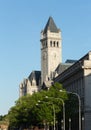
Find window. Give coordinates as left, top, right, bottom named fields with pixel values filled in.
left=46, top=41, right=47, bottom=47
left=50, top=41, right=52, bottom=47
left=57, top=42, right=59, bottom=47
left=54, top=41, right=55, bottom=47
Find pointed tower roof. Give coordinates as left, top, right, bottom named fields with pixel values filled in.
left=43, top=16, right=59, bottom=34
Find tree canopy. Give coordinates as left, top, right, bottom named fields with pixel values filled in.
left=7, top=82, right=79, bottom=130
left=8, top=83, right=68, bottom=129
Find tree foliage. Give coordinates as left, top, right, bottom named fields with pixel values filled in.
left=8, top=83, right=68, bottom=129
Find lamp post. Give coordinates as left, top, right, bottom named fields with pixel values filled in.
left=45, top=96, right=65, bottom=130
left=61, top=120, right=64, bottom=130
left=69, top=118, right=71, bottom=130
left=82, top=117, right=84, bottom=130
left=38, top=100, right=55, bottom=130
left=60, top=90, right=81, bottom=130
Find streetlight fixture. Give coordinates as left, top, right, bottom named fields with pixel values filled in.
left=37, top=100, right=55, bottom=130
left=60, top=90, right=81, bottom=130
left=45, top=96, right=65, bottom=130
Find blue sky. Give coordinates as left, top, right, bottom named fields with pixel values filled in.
left=0, top=0, right=91, bottom=115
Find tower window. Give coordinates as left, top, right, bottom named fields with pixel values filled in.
left=57, top=42, right=59, bottom=47
left=50, top=41, right=52, bottom=47
left=54, top=41, right=55, bottom=47
left=42, top=42, right=45, bottom=48
left=46, top=41, right=47, bottom=47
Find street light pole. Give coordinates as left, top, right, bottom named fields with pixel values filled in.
left=60, top=90, right=81, bottom=130
left=53, top=103, right=55, bottom=130
left=45, top=96, right=65, bottom=130
left=82, top=116, right=84, bottom=130
left=69, top=118, right=71, bottom=130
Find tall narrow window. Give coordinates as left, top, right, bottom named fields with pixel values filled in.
left=54, top=41, right=55, bottom=47
left=57, top=41, right=59, bottom=47
left=50, top=41, right=52, bottom=47
left=45, top=41, right=47, bottom=47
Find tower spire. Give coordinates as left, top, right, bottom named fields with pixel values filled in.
left=43, top=16, right=59, bottom=34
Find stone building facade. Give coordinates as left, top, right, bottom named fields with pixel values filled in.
left=19, top=17, right=91, bottom=130
left=54, top=51, right=91, bottom=130
left=19, top=17, right=73, bottom=96
left=19, top=71, right=41, bottom=97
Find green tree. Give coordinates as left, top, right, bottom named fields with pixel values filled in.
left=8, top=82, right=68, bottom=129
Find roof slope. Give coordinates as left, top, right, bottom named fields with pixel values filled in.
left=28, top=71, right=41, bottom=86
left=43, top=16, right=59, bottom=34
left=55, top=63, right=73, bottom=75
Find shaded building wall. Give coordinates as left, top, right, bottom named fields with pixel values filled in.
left=84, top=66, right=91, bottom=130
left=54, top=53, right=91, bottom=130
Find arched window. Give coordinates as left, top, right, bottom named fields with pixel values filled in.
left=54, top=41, right=55, bottom=47
left=57, top=41, right=59, bottom=47
left=50, top=41, right=52, bottom=47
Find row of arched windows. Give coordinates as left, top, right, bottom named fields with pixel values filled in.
left=50, top=41, right=59, bottom=47
left=42, top=41, right=59, bottom=48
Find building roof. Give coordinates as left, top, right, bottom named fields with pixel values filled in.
left=55, top=63, right=73, bottom=75
left=65, top=59, right=77, bottom=63
left=43, top=16, right=59, bottom=34
left=55, top=60, right=76, bottom=75
left=28, top=71, right=41, bottom=86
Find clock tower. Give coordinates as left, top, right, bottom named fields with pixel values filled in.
left=40, top=17, right=62, bottom=84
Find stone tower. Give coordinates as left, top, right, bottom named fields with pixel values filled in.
left=40, top=17, right=62, bottom=84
